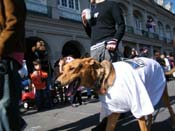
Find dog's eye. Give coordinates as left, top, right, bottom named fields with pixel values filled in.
left=69, top=67, right=75, bottom=71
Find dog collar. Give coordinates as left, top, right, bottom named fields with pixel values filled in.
left=94, top=71, right=105, bottom=92
left=94, top=79, right=102, bottom=90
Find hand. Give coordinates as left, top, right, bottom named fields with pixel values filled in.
left=81, top=11, right=88, bottom=26
left=106, top=40, right=118, bottom=51
left=59, top=59, right=65, bottom=73
left=33, top=71, right=38, bottom=76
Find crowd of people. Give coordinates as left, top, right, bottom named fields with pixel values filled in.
left=123, top=46, right=175, bottom=75
left=19, top=40, right=93, bottom=110
left=14, top=32, right=174, bottom=125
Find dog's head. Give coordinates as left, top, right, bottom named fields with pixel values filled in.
left=56, top=57, right=115, bottom=94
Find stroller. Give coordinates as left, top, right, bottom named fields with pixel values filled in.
left=19, top=60, right=36, bottom=109
left=21, top=80, right=35, bottom=109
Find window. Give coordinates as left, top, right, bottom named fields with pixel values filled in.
left=69, top=0, right=74, bottom=9
left=166, top=25, right=171, bottom=40
left=58, top=0, right=79, bottom=10
left=173, top=27, right=175, bottom=38
left=133, top=10, right=143, bottom=33
left=135, top=17, right=142, bottom=30
left=75, top=0, right=79, bottom=10
left=62, top=0, right=67, bottom=7
left=158, top=22, right=164, bottom=37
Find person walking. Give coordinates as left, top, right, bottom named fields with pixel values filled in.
left=81, top=0, right=125, bottom=62
left=0, top=0, right=26, bottom=130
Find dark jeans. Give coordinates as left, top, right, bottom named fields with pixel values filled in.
left=0, top=59, right=22, bottom=131
left=71, top=90, right=82, bottom=105
left=35, top=89, right=48, bottom=109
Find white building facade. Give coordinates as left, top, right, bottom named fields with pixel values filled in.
left=25, top=0, right=175, bottom=65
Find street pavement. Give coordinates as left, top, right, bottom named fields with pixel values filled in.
left=23, top=80, right=175, bottom=131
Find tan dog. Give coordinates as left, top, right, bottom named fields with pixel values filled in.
left=57, top=57, right=175, bottom=131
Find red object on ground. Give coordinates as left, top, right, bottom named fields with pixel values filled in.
left=22, top=88, right=35, bottom=101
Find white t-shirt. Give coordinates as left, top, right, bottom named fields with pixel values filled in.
left=164, top=58, right=171, bottom=71
left=99, top=57, right=166, bottom=121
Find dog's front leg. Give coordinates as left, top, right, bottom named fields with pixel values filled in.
left=138, top=116, right=148, bottom=131
left=106, top=113, right=120, bottom=131
left=146, top=114, right=152, bottom=131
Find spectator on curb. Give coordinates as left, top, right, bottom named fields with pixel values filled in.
left=30, top=60, right=48, bottom=111
left=130, top=48, right=138, bottom=58
left=139, top=47, right=149, bottom=57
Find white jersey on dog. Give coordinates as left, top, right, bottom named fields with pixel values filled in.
left=99, top=57, right=166, bottom=121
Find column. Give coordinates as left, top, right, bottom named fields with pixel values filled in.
left=150, top=46, right=154, bottom=57
left=143, top=10, right=148, bottom=31
left=127, top=3, right=135, bottom=33
left=47, top=0, right=60, bottom=19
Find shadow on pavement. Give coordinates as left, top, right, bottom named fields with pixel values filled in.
left=116, top=117, right=174, bottom=131
left=109, top=117, right=174, bottom=131
left=47, top=113, right=174, bottom=131
left=46, top=95, right=175, bottom=131
left=21, top=98, right=100, bottom=117
left=48, top=113, right=100, bottom=131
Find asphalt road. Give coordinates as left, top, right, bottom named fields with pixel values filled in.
left=23, top=80, right=175, bottom=131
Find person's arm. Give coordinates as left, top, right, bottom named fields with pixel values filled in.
left=83, top=23, right=91, bottom=38
left=111, top=3, right=125, bottom=43
left=42, top=71, right=48, bottom=79
left=106, top=3, right=125, bottom=51
left=81, top=10, right=91, bottom=38
left=0, top=0, right=26, bottom=56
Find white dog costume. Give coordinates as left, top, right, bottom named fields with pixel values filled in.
left=99, top=57, right=166, bottom=121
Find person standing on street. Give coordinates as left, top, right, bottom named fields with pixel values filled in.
left=0, top=0, right=26, bottom=130
left=81, top=0, right=125, bottom=62
left=82, top=0, right=125, bottom=130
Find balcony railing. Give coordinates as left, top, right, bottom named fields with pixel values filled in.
left=159, top=36, right=167, bottom=42
left=58, top=7, right=81, bottom=22
left=126, top=26, right=134, bottom=33
left=126, top=25, right=172, bottom=43
left=25, top=0, right=51, bottom=17
left=142, top=30, right=149, bottom=38
left=148, top=32, right=159, bottom=39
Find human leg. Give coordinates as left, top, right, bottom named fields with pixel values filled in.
left=76, top=91, right=82, bottom=105
left=161, top=85, right=175, bottom=128
left=106, top=113, right=120, bottom=131
left=35, top=90, right=42, bottom=110
left=0, top=59, right=22, bottom=130
left=138, top=116, right=148, bottom=131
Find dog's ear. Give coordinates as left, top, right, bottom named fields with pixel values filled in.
left=89, top=59, right=95, bottom=65
left=78, top=63, right=83, bottom=69
left=83, top=57, right=101, bottom=67
left=100, top=60, right=115, bottom=87
left=82, top=57, right=94, bottom=65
